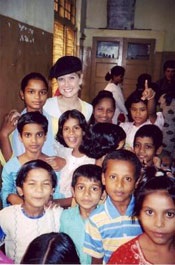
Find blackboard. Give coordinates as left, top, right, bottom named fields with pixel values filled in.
left=107, top=0, right=135, bottom=30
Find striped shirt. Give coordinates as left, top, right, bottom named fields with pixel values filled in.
left=83, top=195, right=142, bottom=264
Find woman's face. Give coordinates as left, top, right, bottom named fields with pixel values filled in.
left=93, top=98, right=115, bottom=123
left=57, top=73, right=82, bottom=98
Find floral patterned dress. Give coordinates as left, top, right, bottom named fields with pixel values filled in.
left=108, top=236, right=152, bottom=265
left=159, top=94, right=175, bottom=159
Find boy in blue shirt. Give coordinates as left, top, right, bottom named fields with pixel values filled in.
left=1, top=111, right=62, bottom=208
left=60, top=164, right=104, bottom=264
left=83, top=149, right=142, bottom=264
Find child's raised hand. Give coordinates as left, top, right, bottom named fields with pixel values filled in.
left=0, top=109, right=20, bottom=136
left=141, top=80, right=155, bottom=101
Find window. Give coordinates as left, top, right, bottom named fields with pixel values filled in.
left=52, top=0, right=77, bottom=94
left=96, top=41, right=120, bottom=59
left=127, top=43, right=151, bottom=60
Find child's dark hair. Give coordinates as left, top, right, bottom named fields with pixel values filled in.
left=16, top=159, right=57, bottom=189
left=134, top=124, right=163, bottom=151
left=105, top=66, right=125, bottom=81
left=17, top=111, right=48, bottom=136
left=136, top=73, right=158, bottom=93
left=20, top=232, right=80, bottom=264
left=136, top=73, right=152, bottom=91
left=89, top=90, right=116, bottom=125
left=102, top=149, right=141, bottom=181
left=56, top=109, right=88, bottom=147
left=92, top=90, right=115, bottom=109
left=21, top=72, right=49, bottom=92
left=79, top=123, right=126, bottom=159
left=125, top=90, right=148, bottom=121
left=133, top=174, right=175, bottom=218
left=71, top=164, right=104, bottom=192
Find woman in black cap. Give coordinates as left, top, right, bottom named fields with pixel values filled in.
left=43, top=56, right=92, bottom=134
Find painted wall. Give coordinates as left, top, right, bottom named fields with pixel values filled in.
left=0, top=0, right=54, bottom=33
left=86, top=0, right=107, bottom=29
left=135, top=0, right=175, bottom=51
left=86, top=0, right=175, bottom=51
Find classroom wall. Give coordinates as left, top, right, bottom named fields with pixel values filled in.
left=0, top=0, right=54, bottom=126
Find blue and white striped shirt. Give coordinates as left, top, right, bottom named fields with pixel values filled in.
left=84, top=195, right=142, bottom=264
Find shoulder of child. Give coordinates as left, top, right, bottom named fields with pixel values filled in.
left=45, top=205, right=63, bottom=216
left=109, top=236, right=140, bottom=264
left=0, top=204, right=20, bottom=218
left=120, top=121, right=133, bottom=130
left=3, top=156, right=19, bottom=169
left=61, top=206, right=79, bottom=220
left=88, top=203, right=105, bottom=219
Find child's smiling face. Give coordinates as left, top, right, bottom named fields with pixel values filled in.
left=93, top=98, right=115, bottom=123
left=62, top=117, right=83, bottom=150
left=17, top=168, right=54, bottom=213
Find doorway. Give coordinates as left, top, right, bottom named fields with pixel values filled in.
left=90, top=37, right=155, bottom=101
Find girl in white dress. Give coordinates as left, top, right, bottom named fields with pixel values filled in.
left=54, top=110, right=95, bottom=200
left=104, top=65, right=128, bottom=124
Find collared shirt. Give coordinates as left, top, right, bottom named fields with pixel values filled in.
left=83, top=196, right=142, bottom=264
left=60, top=205, right=91, bottom=264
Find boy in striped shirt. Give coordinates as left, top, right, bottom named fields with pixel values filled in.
left=83, top=149, right=143, bottom=264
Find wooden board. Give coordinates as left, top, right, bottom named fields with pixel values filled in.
left=0, top=15, right=53, bottom=126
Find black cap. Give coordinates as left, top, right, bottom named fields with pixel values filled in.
left=50, top=56, right=82, bottom=78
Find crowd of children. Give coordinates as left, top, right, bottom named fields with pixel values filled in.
left=0, top=55, right=174, bottom=264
